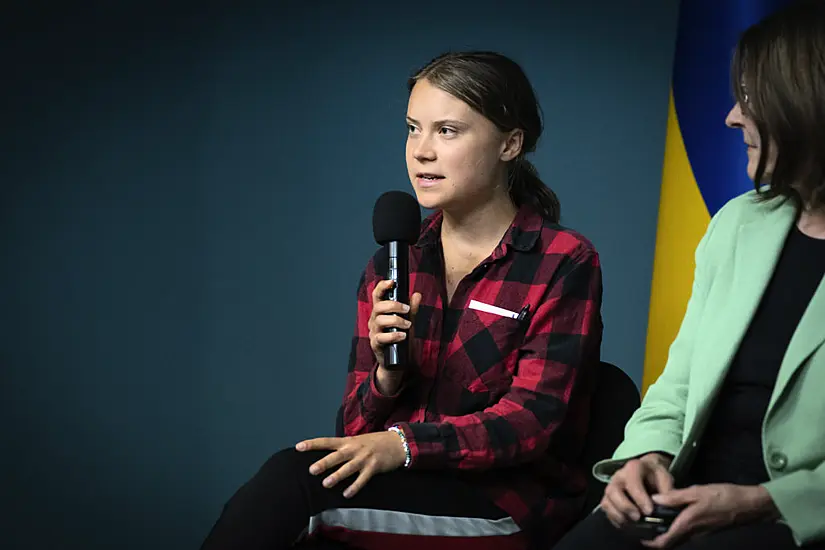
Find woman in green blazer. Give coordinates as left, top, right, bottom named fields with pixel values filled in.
left=554, top=2, right=825, bottom=549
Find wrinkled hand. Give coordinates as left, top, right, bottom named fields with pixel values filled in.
left=296, top=431, right=407, bottom=498
left=601, top=453, right=674, bottom=528
left=641, top=483, right=778, bottom=549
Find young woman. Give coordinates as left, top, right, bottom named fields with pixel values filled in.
left=554, top=2, right=825, bottom=549
left=200, top=51, right=603, bottom=550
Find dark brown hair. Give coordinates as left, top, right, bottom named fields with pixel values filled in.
left=732, top=0, right=825, bottom=210
left=408, top=51, right=561, bottom=222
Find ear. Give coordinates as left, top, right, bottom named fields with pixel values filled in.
left=500, top=129, right=524, bottom=162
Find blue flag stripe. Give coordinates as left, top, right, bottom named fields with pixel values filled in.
left=672, top=0, right=794, bottom=216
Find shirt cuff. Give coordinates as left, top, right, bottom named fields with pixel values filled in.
left=392, top=422, right=449, bottom=470
left=393, top=422, right=419, bottom=469
left=360, top=364, right=402, bottom=422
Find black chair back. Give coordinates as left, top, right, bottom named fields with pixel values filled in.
left=578, top=360, right=641, bottom=518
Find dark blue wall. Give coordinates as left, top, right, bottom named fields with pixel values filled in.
left=1, top=1, right=679, bottom=548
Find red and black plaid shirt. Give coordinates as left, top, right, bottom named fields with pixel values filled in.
left=341, top=204, right=603, bottom=544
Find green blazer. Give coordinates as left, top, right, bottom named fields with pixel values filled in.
left=593, top=191, right=825, bottom=546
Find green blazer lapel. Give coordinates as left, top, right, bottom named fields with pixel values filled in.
left=696, top=202, right=796, bottom=402
left=769, top=274, right=825, bottom=412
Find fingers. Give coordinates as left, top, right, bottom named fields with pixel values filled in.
left=604, top=460, right=652, bottom=521
left=372, top=311, right=412, bottom=331
left=319, top=452, right=364, bottom=489
left=308, top=448, right=350, bottom=477
left=371, top=299, right=411, bottom=316
left=369, top=283, right=412, bottom=335
left=371, top=279, right=395, bottom=305
left=409, top=292, right=422, bottom=320
left=653, top=486, right=699, bottom=509
left=310, top=446, right=377, bottom=499
left=343, top=461, right=376, bottom=499
left=625, top=460, right=656, bottom=515
left=369, top=282, right=414, bottom=354
left=604, top=482, right=643, bottom=523
left=369, top=282, right=419, bottom=364
left=643, top=486, right=707, bottom=549
left=642, top=504, right=698, bottom=549
left=648, top=465, right=675, bottom=496
left=372, top=331, right=407, bottom=348
left=296, top=437, right=343, bottom=452
left=599, top=497, right=625, bottom=529
left=626, top=480, right=655, bottom=517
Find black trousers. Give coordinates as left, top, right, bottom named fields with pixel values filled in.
left=553, top=507, right=825, bottom=550
left=199, top=448, right=528, bottom=550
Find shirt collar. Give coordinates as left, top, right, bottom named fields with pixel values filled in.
left=416, top=204, right=543, bottom=257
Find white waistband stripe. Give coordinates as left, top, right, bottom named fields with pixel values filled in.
left=307, top=508, right=521, bottom=537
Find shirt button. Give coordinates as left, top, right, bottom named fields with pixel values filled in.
left=768, top=451, right=788, bottom=471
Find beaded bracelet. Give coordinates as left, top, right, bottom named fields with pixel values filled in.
left=388, top=425, right=412, bottom=468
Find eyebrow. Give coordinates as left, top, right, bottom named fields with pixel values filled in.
left=406, top=116, right=469, bottom=128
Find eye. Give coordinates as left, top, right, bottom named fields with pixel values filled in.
left=439, top=126, right=457, bottom=136
left=407, top=124, right=419, bottom=134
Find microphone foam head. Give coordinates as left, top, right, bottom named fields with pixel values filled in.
left=372, top=191, right=421, bottom=245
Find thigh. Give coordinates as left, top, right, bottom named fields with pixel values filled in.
left=277, top=449, right=528, bottom=550
left=260, top=448, right=507, bottom=519
left=678, top=522, right=825, bottom=550
left=551, top=509, right=643, bottom=550
left=204, top=447, right=516, bottom=550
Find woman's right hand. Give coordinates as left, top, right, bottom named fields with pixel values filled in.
left=601, top=452, right=675, bottom=529
left=368, top=280, right=421, bottom=389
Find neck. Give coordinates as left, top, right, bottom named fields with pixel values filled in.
left=797, top=205, right=825, bottom=239
left=441, top=190, right=517, bottom=247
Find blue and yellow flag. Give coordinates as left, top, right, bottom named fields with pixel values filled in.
left=642, top=0, right=793, bottom=393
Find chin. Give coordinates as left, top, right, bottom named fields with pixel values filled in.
left=410, top=191, right=442, bottom=211
left=746, top=158, right=760, bottom=181
left=409, top=183, right=443, bottom=210
left=746, top=164, right=773, bottom=183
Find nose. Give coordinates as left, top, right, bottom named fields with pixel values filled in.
left=412, top=133, right=436, bottom=163
left=725, top=102, right=744, bottom=129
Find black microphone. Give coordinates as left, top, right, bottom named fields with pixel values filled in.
left=372, top=191, right=421, bottom=371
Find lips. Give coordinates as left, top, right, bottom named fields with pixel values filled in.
left=416, top=172, right=444, bottom=180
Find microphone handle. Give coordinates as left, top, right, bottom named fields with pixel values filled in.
left=384, top=240, right=409, bottom=370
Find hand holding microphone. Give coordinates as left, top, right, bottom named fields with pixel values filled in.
left=367, top=280, right=421, bottom=368
left=369, top=191, right=422, bottom=394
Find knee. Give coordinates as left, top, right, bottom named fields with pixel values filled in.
left=221, top=448, right=325, bottom=510
left=253, top=447, right=325, bottom=484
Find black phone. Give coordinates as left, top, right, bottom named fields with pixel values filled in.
left=622, top=504, right=683, bottom=540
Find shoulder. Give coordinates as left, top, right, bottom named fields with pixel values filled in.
left=702, top=188, right=793, bottom=247
left=536, top=219, right=600, bottom=265
left=717, top=187, right=797, bottom=223
left=512, top=219, right=602, bottom=295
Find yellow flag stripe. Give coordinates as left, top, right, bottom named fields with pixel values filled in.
left=642, top=91, right=711, bottom=395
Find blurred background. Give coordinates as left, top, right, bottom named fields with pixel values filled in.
left=1, top=1, right=680, bottom=548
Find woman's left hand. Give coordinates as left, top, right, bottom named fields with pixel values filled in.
left=295, top=432, right=407, bottom=498
left=641, top=483, right=780, bottom=549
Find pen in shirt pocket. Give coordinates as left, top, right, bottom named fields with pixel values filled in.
left=468, top=299, right=531, bottom=323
